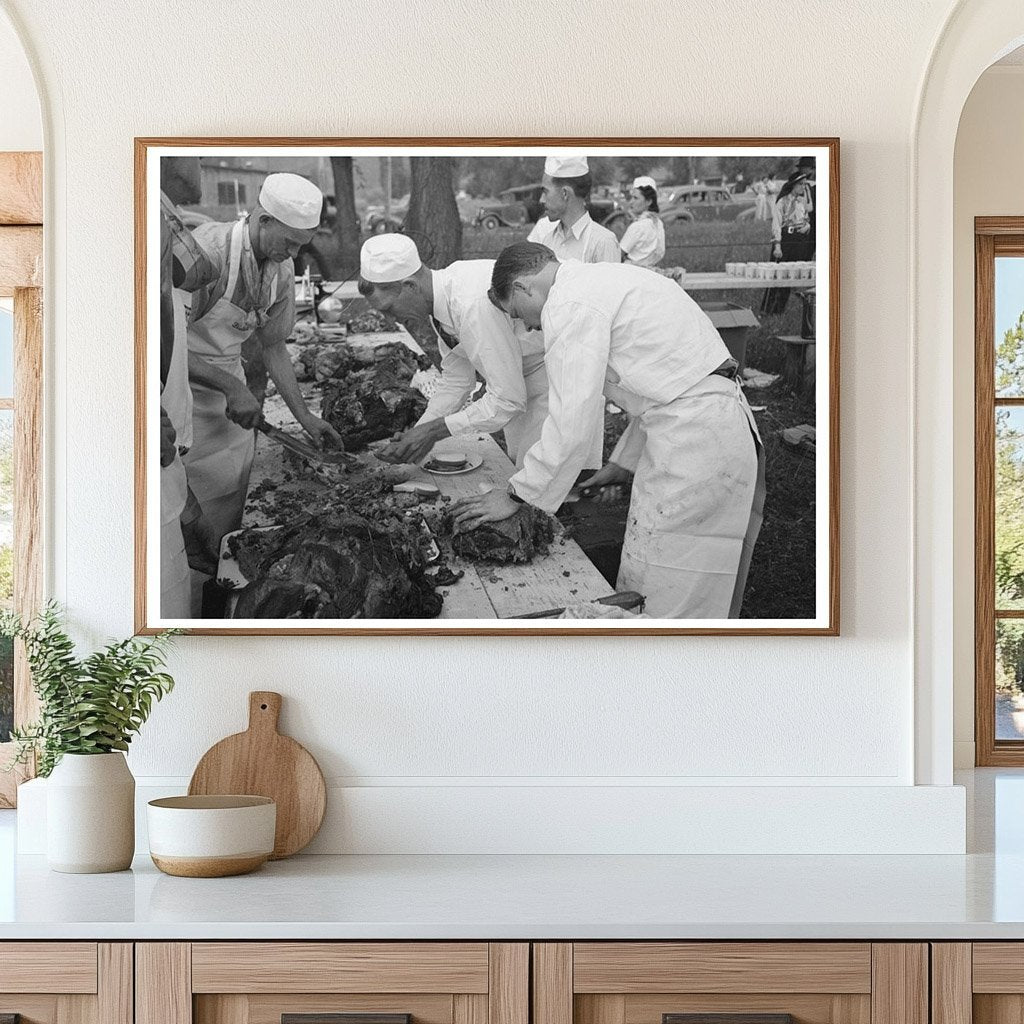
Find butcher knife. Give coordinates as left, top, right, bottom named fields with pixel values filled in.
left=510, top=591, right=646, bottom=619
left=256, top=417, right=356, bottom=466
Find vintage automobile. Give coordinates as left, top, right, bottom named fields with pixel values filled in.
left=474, top=183, right=629, bottom=235
left=658, top=183, right=758, bottom=224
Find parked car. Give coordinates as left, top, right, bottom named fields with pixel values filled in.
left=363, top=200, right=408, bottom=235
left=474, top=183, right=628, bottom=235
left=658, top=184, right=757, bottom=224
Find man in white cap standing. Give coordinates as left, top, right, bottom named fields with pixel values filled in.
left=356, top=234, right=549, bottom=468
left=183, top=172, right=342, bottom=609
left=527, top=153, right=621, bottom=264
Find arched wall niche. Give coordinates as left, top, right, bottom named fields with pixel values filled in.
left=913, top=1, right=1024, bottom=784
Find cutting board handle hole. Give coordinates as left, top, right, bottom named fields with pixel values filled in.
left=260, top=703, right=268, bottom=710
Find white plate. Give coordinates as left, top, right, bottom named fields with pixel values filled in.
left=423, top=453, right=484, bottom=475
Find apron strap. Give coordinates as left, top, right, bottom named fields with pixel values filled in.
left=225, top=220, right=244, bottom=301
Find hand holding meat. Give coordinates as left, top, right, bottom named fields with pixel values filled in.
left=299, top=414, right=345, bottom=451
left=452, top=488, right=520, bottom=528
left=224, top=383, right=263, bottom=429
left=577, top=462, right=632, bottom=503
left=378, top=419, right=450, bottom=465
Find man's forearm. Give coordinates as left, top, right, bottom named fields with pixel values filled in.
left=263, top=339, right=310, bottom=424
left=188, top=351, right=247, bottom=398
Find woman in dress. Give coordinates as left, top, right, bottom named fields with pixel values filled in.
left=619, top=176, right=666, bottom=268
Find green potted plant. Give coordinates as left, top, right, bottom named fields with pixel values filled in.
left=2, top=603, right=178, bottom=873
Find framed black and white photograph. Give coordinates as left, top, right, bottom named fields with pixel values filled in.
left=135, top=138, right=838, bottom=635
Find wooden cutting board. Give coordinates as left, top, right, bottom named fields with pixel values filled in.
left=188, top=691, right=326, bottom=859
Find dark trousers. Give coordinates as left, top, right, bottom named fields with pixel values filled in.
left=760, top=234, right=815, bottom=315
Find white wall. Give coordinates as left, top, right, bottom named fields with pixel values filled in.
left=0, top=6, right=40, bottom=152
left=952, top=65, right=1024, bottom=767
left=0, top=0, right=975, bottom=852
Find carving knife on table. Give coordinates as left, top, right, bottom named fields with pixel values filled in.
left=256, top=417, right=356, bottom=466
left=508, top=591, right=646, bottom=619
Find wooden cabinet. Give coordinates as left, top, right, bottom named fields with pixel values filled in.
left=0, top=938, right=951, bottom=1024
left=931, top=943, right=1024, bottom=1024
left=135, top=944, right=528, bottom=1024
left=532, top=943, right=928, bottom=1024
left=0, top=942, right=132, bottom=1024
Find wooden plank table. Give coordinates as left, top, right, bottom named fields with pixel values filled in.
left=410, top=432, right=613, bottom=618
left=243, top=343, right=614, bottom=620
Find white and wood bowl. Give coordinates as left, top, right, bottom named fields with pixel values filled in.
left=147, top=795, right=276, bottom=878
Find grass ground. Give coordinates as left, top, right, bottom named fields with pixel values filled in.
left=461, top=218, right=819, bottom=620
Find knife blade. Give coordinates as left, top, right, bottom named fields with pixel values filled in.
left=508, top=591, right=646, bottom=620
left=256, top=418, right=355, bottom=465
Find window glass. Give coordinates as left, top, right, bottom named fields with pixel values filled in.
left=996, top=256, right=1024, bottom=397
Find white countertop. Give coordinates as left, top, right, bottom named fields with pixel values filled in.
left=0, top=849, right=1020, bottom=940
left=1, top=769, right=1021, bottom=941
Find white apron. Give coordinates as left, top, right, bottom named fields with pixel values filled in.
left=159, top=454, right=191, bottom=619
left=182, top=220, right=263, bottom=546
left=159, top=288, right=192, bottom=619
left=614, top=374, right=764, bottom=619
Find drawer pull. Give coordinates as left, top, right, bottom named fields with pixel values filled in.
left=283, top=1016, right=411, bottom=1024
left=664, top=1016, right=794, bottom=1024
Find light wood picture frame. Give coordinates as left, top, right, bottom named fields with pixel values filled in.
left=136, top=137, right=839, bottom=636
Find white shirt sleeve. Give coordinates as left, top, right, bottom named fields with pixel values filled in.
left=619, top=220, right=646, bottom=259
left=416, top=339, right=478, bottom=427
left=433, top=299, right=529, bottom=436
left=509, top=299, right=611, bottom=512
left=527, top=221, right=544, bottom=244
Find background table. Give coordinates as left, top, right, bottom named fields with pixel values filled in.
left=677, top=271, right=816, bottom=290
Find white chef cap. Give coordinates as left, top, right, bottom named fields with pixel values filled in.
left=544, top=153, right=589, bottom=178
left=360, top=233, right=422, bottom=283
left=258, top=173, right=323, bottom=230
left=633, top=176, right=657, bottom=190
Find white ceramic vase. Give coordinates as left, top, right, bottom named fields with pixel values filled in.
left=46, top=752, right=135, bottom=873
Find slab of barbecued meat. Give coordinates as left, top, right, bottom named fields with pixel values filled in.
left=320, top=346, right=431, bottom=452
left=452, top=505, right=557, bottom=565
left=230, top=512, right=442, bottom=619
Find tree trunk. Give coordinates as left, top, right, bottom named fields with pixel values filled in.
left=405, top=157, right=462, bottom=268
left=330, top=156, right=361, bottom=279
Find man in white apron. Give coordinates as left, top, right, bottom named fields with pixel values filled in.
left=183, top=173, right=342, bottom=599
left=355, top=234, right=556, bottom=469
left=453, top=242, right=766, bottom=620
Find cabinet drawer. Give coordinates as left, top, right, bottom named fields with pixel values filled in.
left=191, top=944, right=491, bottom=994
left=0, top=942, right=99, bottom=993
left=572, top=944, right=872, bottom=994
left=0, top=943, right=130, bottom=1024
left=534, top=944, right=925, bottom=1024
left=139, top=942, right=528, bottom=1024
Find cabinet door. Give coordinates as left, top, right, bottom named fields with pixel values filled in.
left=0, top=943, right=131, bottom=1024
left=137, top=943, right=528, bottom=1024
left=533, top=944, right=928, bottom=1024
left=945, top=943, right=1024, bottom=1024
